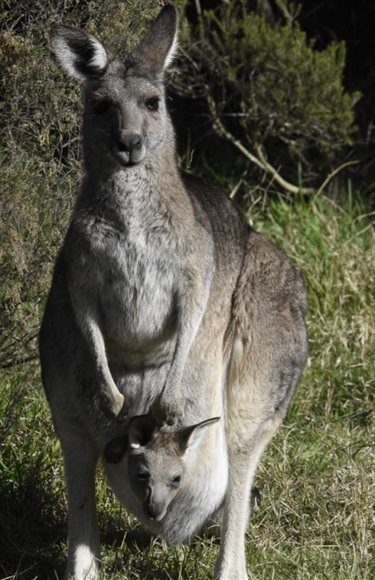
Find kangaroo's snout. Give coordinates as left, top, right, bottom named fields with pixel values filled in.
left=143, top=487, right=167, bottom=521
left=114, top=131, right=145, bottom=166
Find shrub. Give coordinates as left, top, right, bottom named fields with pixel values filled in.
left=172, top=0, right=360, bottom=195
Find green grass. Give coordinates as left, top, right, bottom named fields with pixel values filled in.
left=0, top=194, right=374, bottom=579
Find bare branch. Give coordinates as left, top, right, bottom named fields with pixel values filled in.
left=255, top=144, right=314, bottom=195
left=207, top=95, right=314, bottom=195
left=315, top=160, right=359, bottom=196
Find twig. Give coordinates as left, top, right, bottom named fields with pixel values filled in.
left=207, top=95, right=358, bottom=197
left=255, top=144, right=314, bottom=195
left=194, top=0, right=202, bottom=18
left=207, top=95, right=314, bottom=195
left=0, top=354, right=38, bottom=371
left=315, top=160, right=359, bottom=197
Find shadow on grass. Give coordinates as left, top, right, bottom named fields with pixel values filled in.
left=0, top=471, right=201, bottom=580
left=97, top=514, right=203, bottom=580
left=0, top=470, right=65, bottom=579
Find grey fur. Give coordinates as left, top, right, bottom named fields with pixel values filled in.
left=39, top=5, right=308, bottom=579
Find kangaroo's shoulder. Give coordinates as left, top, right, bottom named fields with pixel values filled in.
left=180, top=171, right=251, bottom=243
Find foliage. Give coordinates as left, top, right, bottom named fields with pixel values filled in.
left=172, top=0, right=360, bottom=194
left=0, top=196, right=374, bottom=578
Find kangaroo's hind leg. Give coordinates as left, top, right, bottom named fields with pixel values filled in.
left=216, top=362, right=305, bottom=580
left=215, top=233, right=308, bottom=580
left=215, top=409, right=282, bottom=580
left=59, top=427, right=101, bottom=580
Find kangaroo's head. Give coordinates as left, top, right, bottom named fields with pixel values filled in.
left=51, top=6, right=178, bottom=171
left=105, top=414, right=220, bottom=522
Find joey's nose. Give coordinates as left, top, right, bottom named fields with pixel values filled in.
left=117, top=132, right=143, bottom=154
left=144, top=496, right=166, bottom=521
left=145, top=502, right=160, bottom=519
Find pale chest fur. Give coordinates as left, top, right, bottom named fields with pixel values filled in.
left=66, top=189, right=181, bottom=360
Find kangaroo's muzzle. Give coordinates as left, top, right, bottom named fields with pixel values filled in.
left=143, top=488, right=168, bottom=521
left=114, top=130, right=146, bottom=166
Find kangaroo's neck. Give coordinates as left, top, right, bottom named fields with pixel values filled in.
left=76, top=155, right=195, bottom=237
left=81, top=150, right=184, bottom=205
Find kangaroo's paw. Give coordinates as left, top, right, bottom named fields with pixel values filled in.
left=151, top=398, right=182, bottom=426
left=98, top=385, right=126, bottom=422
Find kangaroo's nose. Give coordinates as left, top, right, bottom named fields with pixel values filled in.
left=143, top=492, right=166, bottom=521
left=117, top=132, right=143, bottom=154
left=114, top=130, right=145, bottom=165
left=145, top=500, right=161, bottom=519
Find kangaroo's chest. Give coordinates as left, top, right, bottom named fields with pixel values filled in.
left=68, top=216, right=179, bottom=353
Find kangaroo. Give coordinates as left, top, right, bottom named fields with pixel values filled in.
left=39, top=5, right=308, bottom=580
left=104, top=414, right=220, bottom=524
left=104, top=414, right=259, bottom=538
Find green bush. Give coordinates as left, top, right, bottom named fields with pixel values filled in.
left=172, top=0, right=360, bottom=193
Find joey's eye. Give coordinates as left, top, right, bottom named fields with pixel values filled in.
left=171, top=475, right=181, bottom=486
left=137, top=471, right=150, bottom=482
left=92, top=99, right=112, bottom=115
left=145, top=96, right=160, bottom=112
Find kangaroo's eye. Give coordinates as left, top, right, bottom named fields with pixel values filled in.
left=92, top=98, right=112, bottom=115
left=137, top=471, right=150, bottom=482
left=171, top=475, right=181, bottom=486
left=145, top=96, right=160, bottom=112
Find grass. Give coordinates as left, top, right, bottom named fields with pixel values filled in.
left=0, top=193, right=374, bottom=579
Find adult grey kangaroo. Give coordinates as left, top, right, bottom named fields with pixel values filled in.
left=39, top=5, right=308, bottom=580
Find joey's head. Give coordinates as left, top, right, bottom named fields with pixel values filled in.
left=126, top=414, right=220, bottom=522
left=51, top=6, right=178, bottom=171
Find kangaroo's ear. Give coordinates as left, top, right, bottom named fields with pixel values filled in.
left=51, top=25, right=109, bottom=81
left=104, top=435, right=128, bottom=464
left=128, top=414, right=158, bottom=449
left=129, top=5, right=178, bottom=78
left=174, top=417, right=220, bottom=454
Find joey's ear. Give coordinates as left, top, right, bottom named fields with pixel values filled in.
left=104, top=435, right=128, bottom=464
left=128, top=414, right=158, bottom=449
left=129, top=5, right=178, bottom=78
left=174, top=417, right=220, bottom=454
left=51, top=25, right=109, bottom=81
